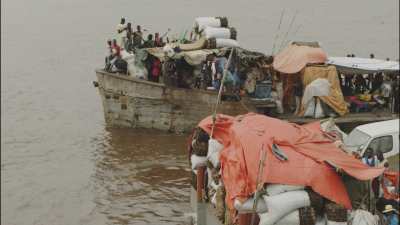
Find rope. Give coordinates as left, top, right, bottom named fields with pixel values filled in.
left=210, top=48, right=235, bottom=138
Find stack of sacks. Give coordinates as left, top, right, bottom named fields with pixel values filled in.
left=233, top=184, right=331, bottom=225
left=193, top=17, right=239, bottom=49
left=194, top=17, right=228, bottom=32
left=189, top=128, right=227, bottom=222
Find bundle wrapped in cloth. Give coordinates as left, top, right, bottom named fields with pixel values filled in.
left=189, top=113, right=385, bottom=225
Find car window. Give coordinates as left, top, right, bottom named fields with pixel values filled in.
left=344, top=129, right=371, bottom=147
left=367, top=135, right=393, bottom=154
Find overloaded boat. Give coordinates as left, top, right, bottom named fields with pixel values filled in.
left=94, top=17, right=399, bottom=133
left=188, top=113, right=399, bottom=225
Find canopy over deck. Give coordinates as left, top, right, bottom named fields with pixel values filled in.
left=327, top=57, right=400, bottom=74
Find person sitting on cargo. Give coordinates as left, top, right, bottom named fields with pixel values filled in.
left=133, top=25, right=143, bottom=49
left=382, top=205, right=399, bottom=225
left=143, top=34, right=155, bottom=48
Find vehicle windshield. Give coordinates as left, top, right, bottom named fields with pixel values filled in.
left=344, top=129, right=371, bottom=149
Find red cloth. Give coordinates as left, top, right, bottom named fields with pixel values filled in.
left=152, top=59, right=161, bottom=77
left=198, top=113, right=385, bottom=209
left=382, top=171, right=400, bottom=200
left=112, top=44, right=121, bottom=57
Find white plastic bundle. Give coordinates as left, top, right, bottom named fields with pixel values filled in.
left=191, top=154, right=207, bottom=170
left=348, top=210, right=378, bottom=225
left=194, top=17, right=221, bottom=31
left=258, top=190, right=310, bottom=225
left=207, top=139, right=223, bottom=168
left=234, top=197, right=268, bottom=214
left=327, top=222, right=347, bottom=225
left=266, top=184, right=305, bottom=196
left=215, top=39, right=240, bottom=48
left=163, top=44, right=175, bottom=58
left=204, top=27, right=231, bottom=39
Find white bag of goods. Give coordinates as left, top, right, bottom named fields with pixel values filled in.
left=194, top=17, right=222, bottom=31
left=304, top=98, right=325, bottom=118
left=207, top=139, right=223, bottom=168
left=275, top=210, right=300, bottom=225
left=215, top=39, right=240, bottom=48
left=327, top=222, right=347, bottom=225
left=266, top=184, right=305, bottom=196
left=191, top=154, right=207, bottom=170
left=204, top=27, right=231, bottom=39
left=234, top=197, right=268, bottom=214
left=258, top=190, right=310, bottom=225
left=348, top=210, right=378, bottom=225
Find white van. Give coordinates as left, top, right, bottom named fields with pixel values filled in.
left=344, top=119, right=399, bottom=170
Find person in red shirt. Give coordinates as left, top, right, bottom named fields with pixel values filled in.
left=112, top=39, right=121, bottom=58
left=151, top=58, right=161, bottom=82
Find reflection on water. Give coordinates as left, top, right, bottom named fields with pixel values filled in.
left=92, top=128, right=191, bottom=225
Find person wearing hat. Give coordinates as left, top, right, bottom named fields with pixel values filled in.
left=382, top=205, right=399, bottom=225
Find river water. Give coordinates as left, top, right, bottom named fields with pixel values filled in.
left=1, top=0, right=398, bottom=224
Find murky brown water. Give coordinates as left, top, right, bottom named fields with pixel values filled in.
left=1, top=0, right=398, bottom=224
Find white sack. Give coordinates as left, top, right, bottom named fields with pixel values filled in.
left=204, top=27, right=231, bottom=39
left=302, top=78, right=331, bottom=112
left=215, top=39, right=240, bottom=48
left=304, top=98, right=325, bottom=118
left=266, top=184, right=305, bottom=196
left=275, top=210, right=300, bottom=225
left=207, top=139, right=223, bottom=168
left=194, top=17, right=221, bottom=31
left=234, top=197, right=268, bottom=214
left=191, top=154, right=207, bottom=170
left=258, top=190, right=310, bottom=225
left=348, top=210, right=378, bottom=225
left=327, top=222, right=347, bottom=225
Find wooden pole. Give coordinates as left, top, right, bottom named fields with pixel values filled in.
left=210, top=48, right=235, bottom=138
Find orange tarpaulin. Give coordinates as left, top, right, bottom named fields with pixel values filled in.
left=198, top=113, right=384, bottom=210
left=273, top=44, right=327, bottom=74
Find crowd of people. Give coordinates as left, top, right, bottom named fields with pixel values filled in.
left=358, top=149, right=399, bottom=225
left=338, top=54, right=400, bottom=114
left=104, top=17, right=170, bottom=73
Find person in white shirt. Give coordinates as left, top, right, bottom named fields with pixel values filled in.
left=116, top=17, right=127, bottom=48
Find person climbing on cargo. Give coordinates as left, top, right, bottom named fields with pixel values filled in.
left=143, top=34, right=155, bottom=48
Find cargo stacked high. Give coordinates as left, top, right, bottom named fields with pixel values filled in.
left=188, top=113, right=398, bottom=225
left=94, top=17, right=399, bottom=133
